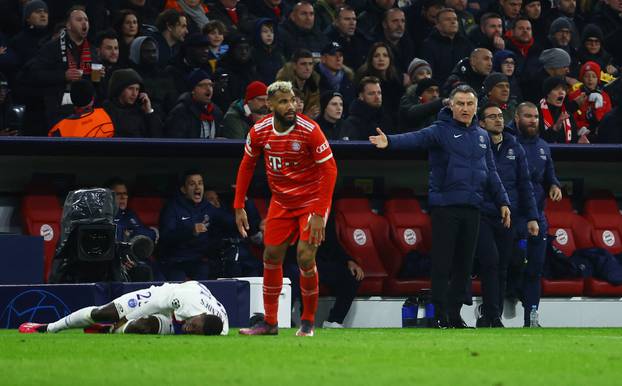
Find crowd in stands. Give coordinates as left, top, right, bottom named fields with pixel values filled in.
left=0, top=0, right=620, bottom=142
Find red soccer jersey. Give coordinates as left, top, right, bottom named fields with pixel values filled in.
left=234, top=113, right=336, bottom=212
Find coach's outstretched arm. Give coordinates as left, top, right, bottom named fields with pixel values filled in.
left=369, top=125, right=440, bottom=150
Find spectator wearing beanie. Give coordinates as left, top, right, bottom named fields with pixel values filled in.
left=221, top=80, right=269, bottom=139
left=577, top=24, right=617, bottom=75
left=569, top=61, right=612, bottom=137
left=165, top=69, right=223, bottom=138
left=128, top=36, right=179, bottom=114
left=493, top=50, right=522, bottom=101
left=538, top=76, right=581, bottom=143
left=522, top=47, right=571, bottom=103
left=9, top=0, right=50, bottom=66
left=316, top=91, right=344, bottom=139
left=103, top=68, right=163, bottom=137
left=480, top=72, right=517, bottom=126
left=407, top=58, right=433, bottom=86
left=398, top=77, right=445, bottom=131
left=49, top=79, right=114, bottom=137
left=544, top=0, right=585, bottom=49
left=546, top=17, right=579, bottom=75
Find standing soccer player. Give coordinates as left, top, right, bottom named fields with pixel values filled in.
left=234, top=81, right=338, bottom=337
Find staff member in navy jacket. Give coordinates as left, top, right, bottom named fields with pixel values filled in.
left=158, top=170, right=225, bottom=281
left=475, top=103, right=539, bottom=328
left=514, top=102, right=562, bottom=327
left=370, top=85, right=511, bottom=328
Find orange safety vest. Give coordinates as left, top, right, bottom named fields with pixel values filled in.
left=48, top=108, right=115, bottom=138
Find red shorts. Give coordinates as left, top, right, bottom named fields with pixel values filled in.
left=264, top=203, right=314, bottom=246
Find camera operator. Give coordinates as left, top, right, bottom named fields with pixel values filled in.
left=107, top=177, right=156, bottom=282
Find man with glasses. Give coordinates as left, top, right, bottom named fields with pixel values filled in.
left=473, top=102, right=538, bottom=327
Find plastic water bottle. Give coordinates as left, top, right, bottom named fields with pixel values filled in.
left=529, top=305, right=539, bottom=327
left=402, top=297, right=418, bottom=328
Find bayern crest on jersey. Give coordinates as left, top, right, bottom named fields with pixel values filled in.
left=291, top=141, right=301, bottom=151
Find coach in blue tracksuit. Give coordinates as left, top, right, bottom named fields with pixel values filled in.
left=159, top=171, right=226, bottom=281
left=370, top=85, right=511, bottom=328
left=475, top=103, right=539, bottom=328
left=514, top=102, right=562, bottom=327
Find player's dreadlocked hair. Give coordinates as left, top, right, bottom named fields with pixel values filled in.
left=202, top=314, right=224, bottom=335
left=267, top=81, right=293, bottom=98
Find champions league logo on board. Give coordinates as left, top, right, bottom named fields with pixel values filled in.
left=0, top=290, right=71, bottom=328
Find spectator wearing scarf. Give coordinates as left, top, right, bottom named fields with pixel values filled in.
left=165, top=69, right=223, bottom=138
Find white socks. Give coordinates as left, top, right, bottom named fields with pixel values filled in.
left=47, top=306, right=97, bottom=333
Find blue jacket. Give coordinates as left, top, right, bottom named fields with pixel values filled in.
left=159, top=194, right=226, bottom=262
left=518, top=133, right=561, bottom=222
left=481, top=132, right=538, bottom=222
left=114, top=208, right=157, bottom=242
left=388, top=107, right=509, bottom=209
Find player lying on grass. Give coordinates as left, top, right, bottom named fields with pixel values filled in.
left=19, top=281, right=228, bottom=335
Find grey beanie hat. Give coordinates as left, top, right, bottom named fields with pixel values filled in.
left=22, top=0, right=48, bottom=22
left=549, top=17, right=572, bottom=36
left=539, top=48, right=571, bottom=69
left=407, top=58, right=432, bottom=79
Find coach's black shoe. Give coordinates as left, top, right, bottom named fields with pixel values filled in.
left=448, top=316, right=474, bottom=329
left=476, top=316, right=492, bottom=328
left=491, top=318, right=505, bottom=328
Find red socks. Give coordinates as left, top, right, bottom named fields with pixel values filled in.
left=263, top=261, right=283, bottom=326
left=300, top=264, right=319, bottom=323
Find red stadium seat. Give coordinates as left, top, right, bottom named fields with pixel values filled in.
left=581, top=194, right=622, bottom=296
left=542, top=200, right=592, bottom=296
left=127, top=196, right=164, bottom=228
left=382, top=196, right=432, bottom=295
left=583, top=195, right=622, bottom=255
left=334, top=198, right=389, bottom=295
left=21, top=195, right=63, bottom=283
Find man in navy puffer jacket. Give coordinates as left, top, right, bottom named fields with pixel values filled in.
left=514, top=102, right=562, bottom=327
left=475, top=102, right=539, bottom=328
left=158, top=170, right=226, bottom=281
left=370, top=85, right=511, bottom=328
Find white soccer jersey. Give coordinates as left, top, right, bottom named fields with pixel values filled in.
left=113, top=281, right=229, bottom=335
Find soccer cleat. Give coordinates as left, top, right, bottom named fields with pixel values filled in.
left=322, top=321, right=344, bottom=329
left=83, top=323, right=113, bottom=334
left=18, top=322, right=48, bottom=334
left=239, top=321, right=278, bottom=336
left=296, top=320, right=315, bottom=336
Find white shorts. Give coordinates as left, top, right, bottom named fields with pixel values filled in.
left=112, top=284, right=169, bottom=320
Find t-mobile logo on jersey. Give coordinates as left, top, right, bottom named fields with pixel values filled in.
left=268, top=155, right=283, bottom=170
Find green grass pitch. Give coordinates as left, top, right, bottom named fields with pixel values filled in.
left=1, top=328, right=621, bottom=386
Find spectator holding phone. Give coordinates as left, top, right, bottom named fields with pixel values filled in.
left=103, top=68, right=163, bottom=137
